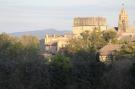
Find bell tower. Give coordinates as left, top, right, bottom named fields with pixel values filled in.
left=118, top=2, right=128, bottom=34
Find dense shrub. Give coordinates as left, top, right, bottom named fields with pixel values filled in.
left=0, top=33, right=135, bottom=89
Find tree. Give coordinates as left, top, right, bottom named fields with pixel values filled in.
left=71, top=60, right=105, bottom=89
left=102, top=30, right=117, bottom=43
left=66, top=29, right=107, bottom=55
left=0, top=33, right=50, bottom=89
left=115, top=42, right=135, bottom=60
left=0, top=34, right=40, bottom=60
left=49, top=54, right=72, bottom=89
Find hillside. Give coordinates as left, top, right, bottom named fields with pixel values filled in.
left=11, top=29, right=71, bottom=39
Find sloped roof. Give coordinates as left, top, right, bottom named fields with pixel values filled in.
left=118, top=34, right=135, bottom=42
left=99, top=44, right=122, bottom=56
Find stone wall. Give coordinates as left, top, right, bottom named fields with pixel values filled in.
left=73, top=17, right=107, bottom=26
left=73, top=17, right=107, bottom=36
left=44, top=34, right=72, bottom=53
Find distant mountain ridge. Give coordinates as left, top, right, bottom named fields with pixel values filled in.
left=11, top=29, right=71, bottom=39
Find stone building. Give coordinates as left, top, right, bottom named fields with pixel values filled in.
left=117, top=4, right=135, bottom=41
left=99, top=44, right=122, bottom=62
left=44, top=17, right=108, bottom=54
left=99, top=4, right=135, bottom=62
left=44, top=34, right=72, bottom=54
left=118, top=6, right=128, bottom=34
left=73, top=17, right=107, bottom=36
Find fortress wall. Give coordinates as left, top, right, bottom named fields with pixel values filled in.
left=73, top=26, right=96, bottom=34
left=73, top=17, right=107, bottom=36
left=73, top=17, right=107, bottom=26
left=44, top=17, right=108, bottom=53
left=44, top=34, right=71, bottom=53
left=73, top=25, right=107, bottom=35
left=45, top=34, right=70, bottom=44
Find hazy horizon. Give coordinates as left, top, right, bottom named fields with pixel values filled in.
left=0, top=0, right=135, bottom=33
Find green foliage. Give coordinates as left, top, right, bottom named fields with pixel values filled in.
left=0, top=33, right=40, bottom=60
left=66, top=29, right=117, bottom=55
left=71, top=61, right=105, bottom=89
left=51, top=54, right=71, bottom=69
left=49, top=54, right=105, bottom=89
left=19, top=35, right=39, bottom=49
left=121, top=43, right=135, bottom=55
left=14, top=59, right=49, bottom=89
left=49, top=54, right=72, bottom=89
left=115, top=42, right=135, bottom=60
left=66, top=30, right=106, bottom=54
left=1, top=32, right=135, bottom=89
left=129, top=63, right=135, bottom=88
left=19, top=35, right=40, bottom=57
left=0, top=33, right=49, bottom=89
left=102, top=30, right=117, bottom=43
left=0, top=33, right=21, bottom=59
left=72, top=51, right=98, bottom=62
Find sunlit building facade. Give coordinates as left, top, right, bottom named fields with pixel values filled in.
left=73, top=17, right=107, bottom=36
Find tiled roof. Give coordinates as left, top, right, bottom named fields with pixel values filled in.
left=99, top=44, right=122, bottom=56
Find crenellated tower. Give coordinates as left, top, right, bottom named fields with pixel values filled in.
left=118, top=4, right=128, bottom=34
left=118, top=3, right=128, bottom=34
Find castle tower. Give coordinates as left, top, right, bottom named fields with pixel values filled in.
left=118, top=3, right=128, bottom=34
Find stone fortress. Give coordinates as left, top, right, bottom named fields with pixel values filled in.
left=44, top=17, right=107, bottom=54
left=44, top=34, right=72, bottom=54
left=73, top=17, right=107, bottom=36
left=44, top=3, right=135, bottom=55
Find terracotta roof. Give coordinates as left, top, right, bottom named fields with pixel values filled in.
left=99, top=44, right=122, bottom=56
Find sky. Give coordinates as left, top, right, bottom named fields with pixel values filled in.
left=0, top=0, right=135, bottom=33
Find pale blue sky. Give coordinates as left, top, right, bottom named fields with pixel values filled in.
left=0, top=0, right=135, bottom=33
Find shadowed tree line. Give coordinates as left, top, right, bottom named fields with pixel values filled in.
left=0, top=31, right=135, bottom=89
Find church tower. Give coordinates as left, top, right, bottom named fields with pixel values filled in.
left=118, top=3, right=128, bottom=34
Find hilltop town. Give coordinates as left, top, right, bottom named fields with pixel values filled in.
left=43, top=4, right=135, bottom=62
left=1, top=1, right=135, bottom=89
